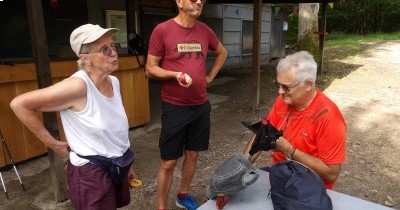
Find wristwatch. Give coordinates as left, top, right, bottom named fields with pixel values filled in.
left=285, top=147, right=296, bottom=160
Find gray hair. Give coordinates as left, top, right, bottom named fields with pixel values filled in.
left=77, top=44, right=91, bottom=69
left=276, top=51, right=317, bottom=83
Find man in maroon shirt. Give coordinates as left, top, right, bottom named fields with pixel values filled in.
left=146, top=0, right=227, bottom=209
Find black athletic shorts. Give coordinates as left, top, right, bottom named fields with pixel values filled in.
left=159, top=101, right=211, bottom=160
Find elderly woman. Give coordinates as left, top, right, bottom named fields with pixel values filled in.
left=10, top=24, right=137, bottom=210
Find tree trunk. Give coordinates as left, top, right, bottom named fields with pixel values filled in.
left=298, top=3, right=319, bottom=62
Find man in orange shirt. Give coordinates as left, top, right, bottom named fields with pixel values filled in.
left=244, top=51, right=346, bottom=189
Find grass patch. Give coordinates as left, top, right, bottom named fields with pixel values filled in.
left=323, top=32, right=400, bottom=60
left=326, top=32, right=400, bottom=43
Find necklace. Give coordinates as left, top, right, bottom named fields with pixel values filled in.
left=277, top=108, right=297, bottom=143
left=277, top=110, right=291, bottom=131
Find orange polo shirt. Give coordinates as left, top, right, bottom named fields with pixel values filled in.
left=268, top=89, right=346, bottom=189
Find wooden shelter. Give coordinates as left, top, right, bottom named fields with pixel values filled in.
left=0, top=0, right=339, bottom=201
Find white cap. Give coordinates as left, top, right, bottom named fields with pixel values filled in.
left=69, top=24, right=119, bottom=56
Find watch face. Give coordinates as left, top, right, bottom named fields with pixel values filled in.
left=285, top=153, right=293, bottom=160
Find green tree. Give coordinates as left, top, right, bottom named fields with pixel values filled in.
left=327, top=0, right=400, bottom=34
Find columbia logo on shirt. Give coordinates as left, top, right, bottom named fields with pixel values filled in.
left=177, top=43, right=202, bottom=52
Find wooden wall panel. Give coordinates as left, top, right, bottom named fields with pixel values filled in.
left=0, top=83, right=18, bottom=165
left=0, top=81, right=47, bottom=164
left=133, top=69, right=150, bottom=125
left=16, top=81, right=48, bottom=161
left=0, top=56, right=150, bottom=167
left=0, top=138, right=5, bottom=167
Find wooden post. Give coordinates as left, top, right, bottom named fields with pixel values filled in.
left=252, top=0, right=262, bottom=110
left=317, top=2, right=328, bottom=75
left=126, top=0, right=136, bottom=34
left=25, top=0, right=68, bottom=202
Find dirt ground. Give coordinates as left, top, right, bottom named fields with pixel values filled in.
left=0, top=40, right=399, bottom=210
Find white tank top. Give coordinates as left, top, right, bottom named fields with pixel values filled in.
left=60, top=70, right=130, bottom=166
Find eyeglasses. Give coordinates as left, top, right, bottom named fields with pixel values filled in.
left=189, top=0, right=206, bottom=3
left=273, top=79, right=305, bottom=93
left=81, top=44, right=120, bottom=56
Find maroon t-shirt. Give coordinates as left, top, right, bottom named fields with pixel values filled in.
left=148, top=19, right=220, bottom=106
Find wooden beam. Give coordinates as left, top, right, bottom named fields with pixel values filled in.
left=25, top=0, right=68, bottom=202
left=317, top=2, right=328, bottom=75
left=252, top=0, right=262, bottom=110
left=126, top=0, right=136, bottom=34
left=139, top=0, right=176, bottom=7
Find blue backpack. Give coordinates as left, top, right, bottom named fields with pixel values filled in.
left=269, top=160, right=333, bottom=210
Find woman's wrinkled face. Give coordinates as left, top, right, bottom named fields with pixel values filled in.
left=84, top=34, right=119, bottom=73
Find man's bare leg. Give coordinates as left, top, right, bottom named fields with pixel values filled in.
left=179, top=150, right=199, bottom=194
left=157, top=159, right=178, bottom=209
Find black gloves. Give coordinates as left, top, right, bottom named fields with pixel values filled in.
left=242, top=119, right=283, bottom=156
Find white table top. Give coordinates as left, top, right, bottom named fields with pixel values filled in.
left=199, top=170, right=394, bottom=210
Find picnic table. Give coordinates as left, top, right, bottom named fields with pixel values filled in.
left=198, top=170, right=395, bottom=210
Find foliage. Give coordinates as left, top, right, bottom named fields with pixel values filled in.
left=286, top=11, right=299, bottom=45
left=285, top=1, right=400, bottom=44
left=326, top=0, right=400, bottom=34
left=272, top=3, right=299, bottom=45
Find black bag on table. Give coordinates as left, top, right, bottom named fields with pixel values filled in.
left=269, top=160, right=333, bottom=210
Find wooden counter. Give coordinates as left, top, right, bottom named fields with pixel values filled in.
left=0, top=56, right=150, bottom=167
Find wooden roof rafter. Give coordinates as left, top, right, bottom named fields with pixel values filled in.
left=207, top=0, right=340, bottom=3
